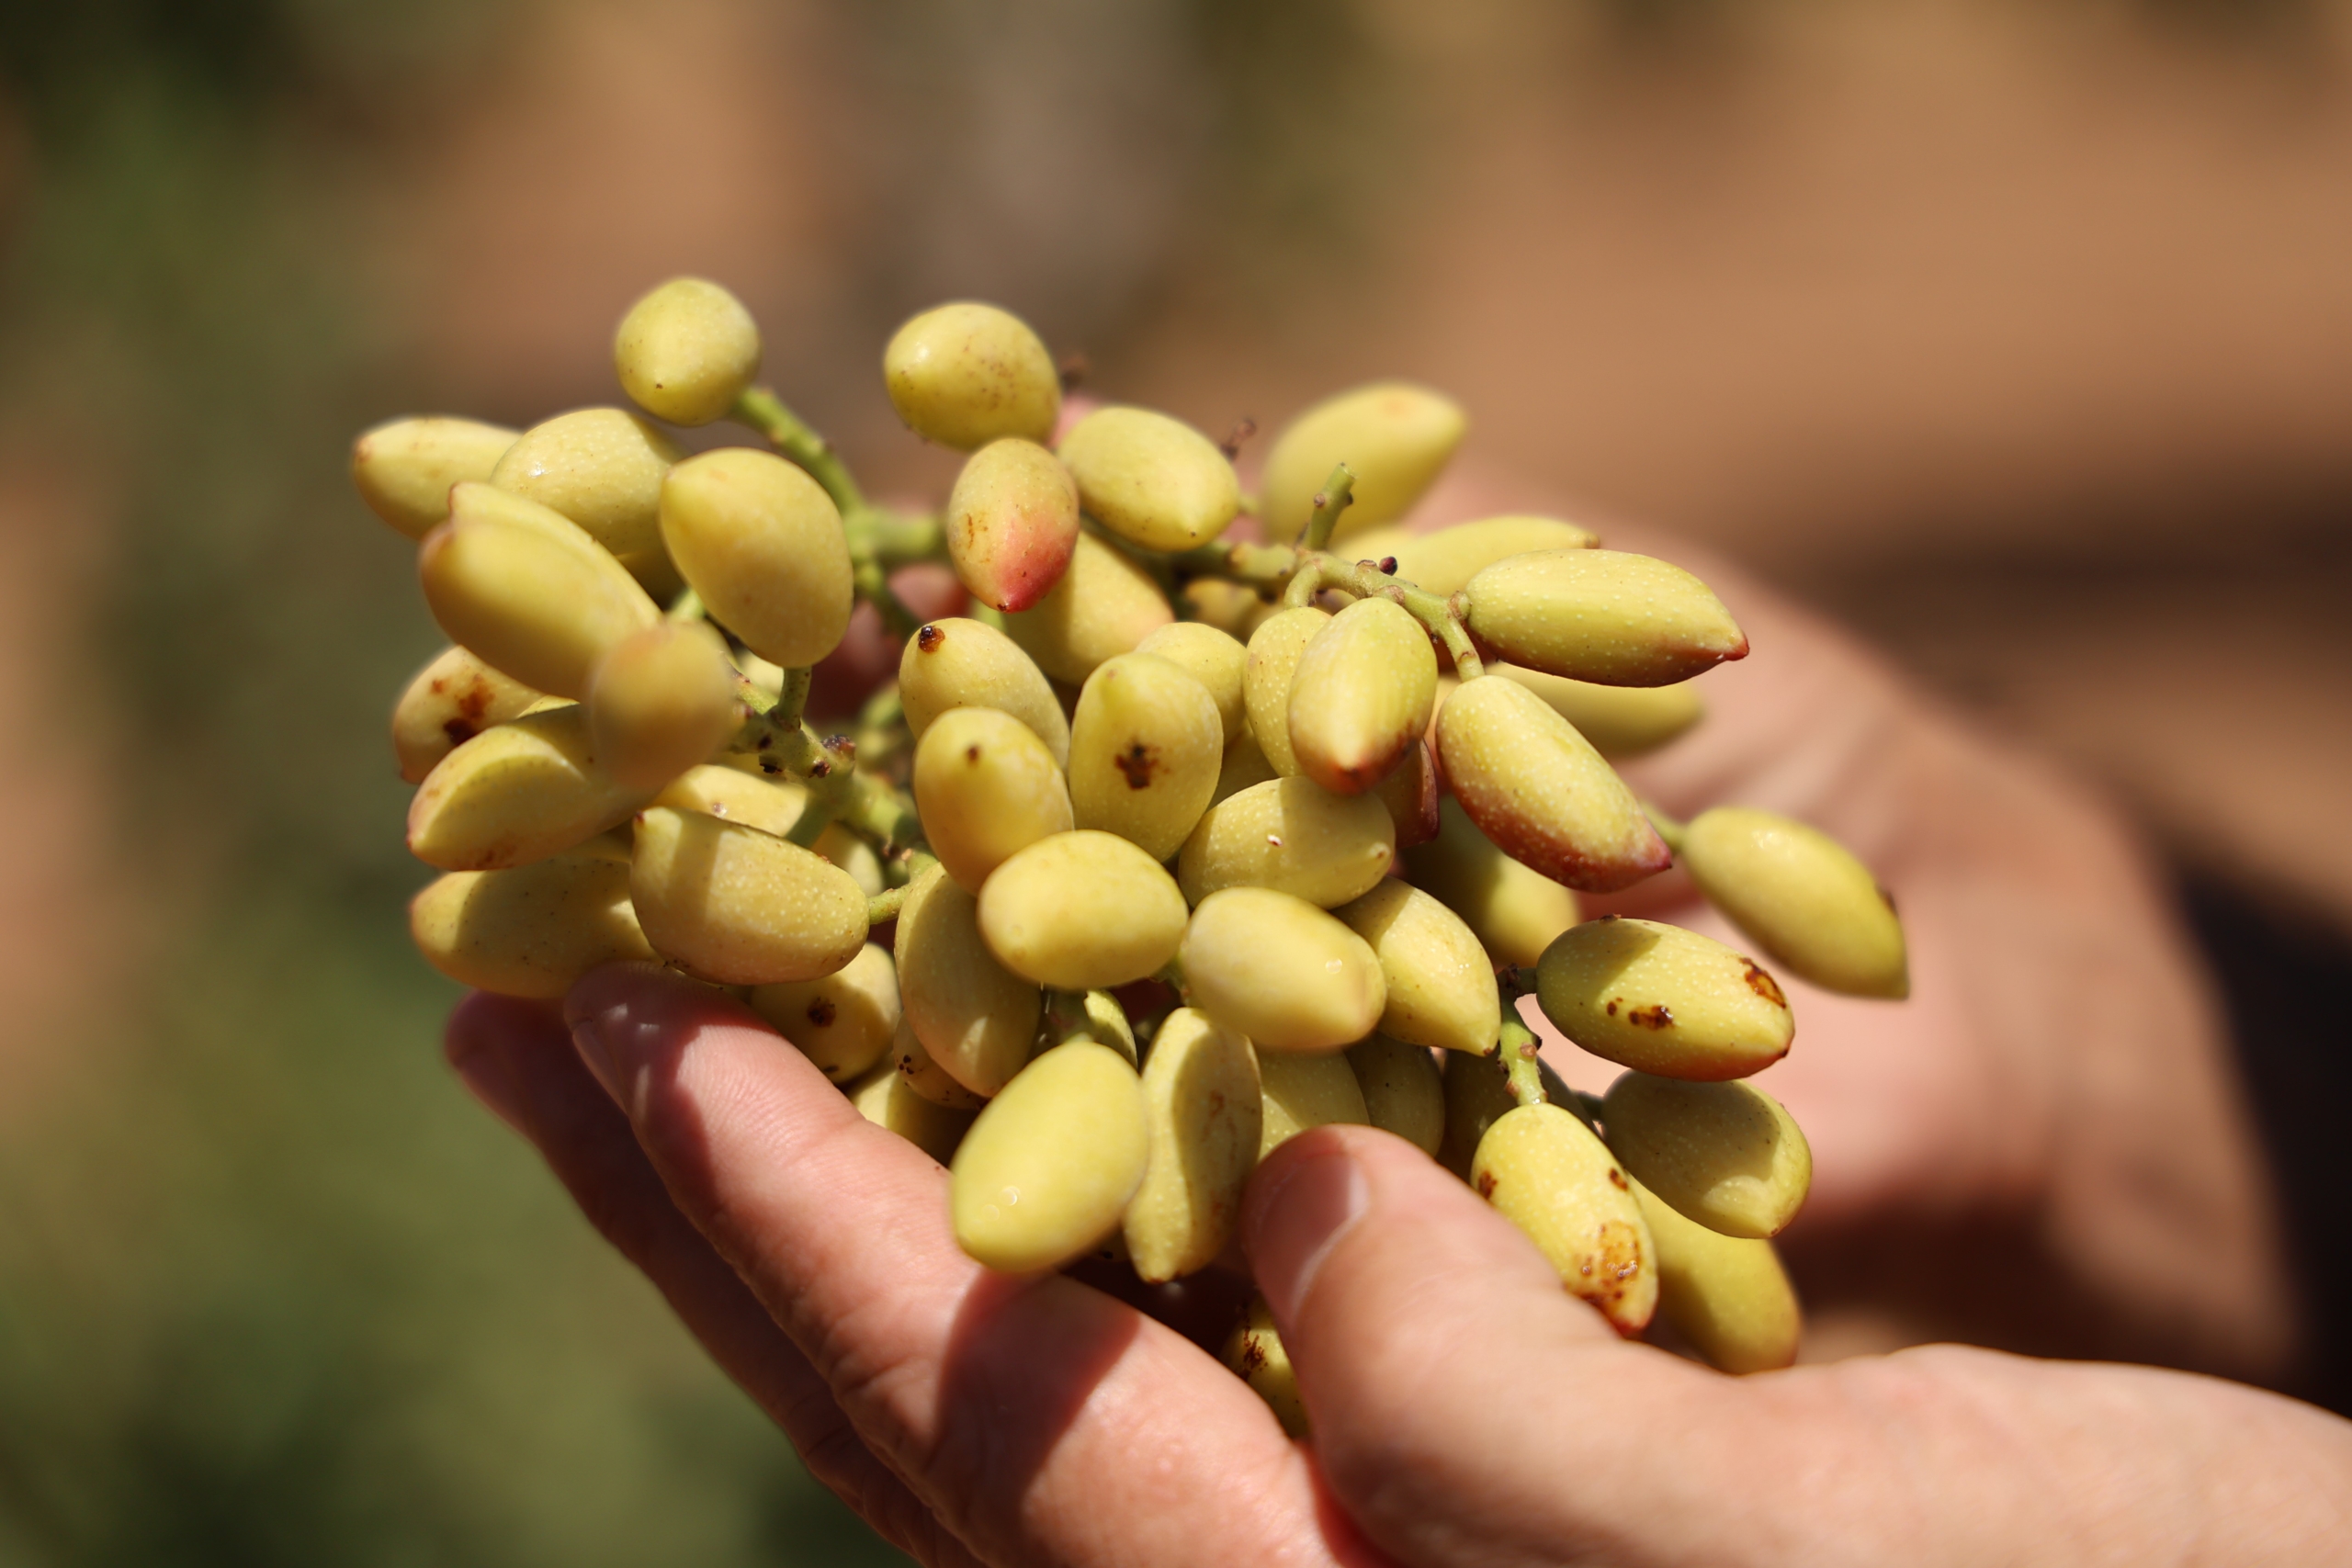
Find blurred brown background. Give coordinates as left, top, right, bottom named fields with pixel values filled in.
left=1, top=0, right=2346, bottom=1561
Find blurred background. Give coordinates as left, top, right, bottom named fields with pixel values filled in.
left=1, top=0, right=2346, bottom=1561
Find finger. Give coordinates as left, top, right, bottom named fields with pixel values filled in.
left=444, top=992, right=981, bottom=1568
left=562, top=964, right=1370, bottom=1568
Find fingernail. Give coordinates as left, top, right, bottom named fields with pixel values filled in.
left=567, top=996, right=627, bottom=1100
left=1247, top=1145, right=1369, bottom=1325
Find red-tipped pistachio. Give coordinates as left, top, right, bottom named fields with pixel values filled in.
left=944, top=437, right=1080, bottom=613
left=1286, top=596, right=1438, bottom=795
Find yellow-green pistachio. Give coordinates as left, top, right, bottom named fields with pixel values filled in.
left=1491, top=664, right=1705, bottom=760
left=613, top=276, right=762, bottom=427
left=489, top=407, right=684, bottom=559
left=1256, top=1045, right=1370, bottom=1158
left=1181, top=887, right=1385, bottom=1053
left=1136, top=621, right=1250, bottom=745
left=1001, top=531, right=1174, bottom=683
left=1332, top=880, right=1500, bottom=1056
left=1211, top=730, right=1280, bottom=807
left=1123, top=1008, right=1262, bottom=1281
left=1057, top=406, right=1240, bottom=551
left=944, top=436, right=1080, bottom=613
left=1436, top=675, right=1669, bottom=893
left=628, top=806, right=868, bottom=985
left=1472, top=1102, right=1657, bottom=1336
left=1178, top=577, right=1265, bottom=639
left=408, top=704, right=650, bottom=871
left=899, top=615, right=1071, bottom=770
left=1222, top=1296, right=1308, bottom=1438
left=585, top=619, right=742, bottom=790
left=1345, top=1035, right=1443, bottom=1156
left=1260, top=382, right=1466, bottom=546
left=1066, top=652, right=1225, bottom=862
left=616, top=542, right=689, bottom=605
left=977, top=830, right=1189, bottom=990
left=1375, top=515, right=1600, bottom=596
left=845, top=1054, right=976, bottom=1164
left=895, top=863, right=1042, bottom=1099
left=651, top=762, right=807, bottom=839
left=1373, top=739, right=1440, bottom=849
left=1285, top=596, right=1438, bottom=796
left=352, top=415, right=517, bottom=539
left=1241, top=606, right=1331, bottom=779
left=1600, top=1073, right=1812, bottom=1239
left=1436, top=1044, right=1576, bottom=1182
left=883, top=301, right=1060, bottom=450
left=1461, top=549, right=1748, bottom=687
left=952, top=1041, right=1148, bottom=1273
left=1631, top=1179, right=1800, bottom=1374
left=1679, top=807, right=1908, bottom=999
left=390, top=644, right=546, bottom=785
left=1403, top=797, right=1581, bottom=968
left=750, top=942, right=901, bottom=1083
left=409, top=852, right=654, bottom=998
left=419, top=483, right=660, bottom=700
left=1535, top=918, right=1793, bottom=1080
left=887, top=1014, right=989, bottom=1111
left=1175, top=775, right=1395, bottom=909
left=912, top=706, right=1074, bottom=892
left=659, top=447, right=854, bottom=670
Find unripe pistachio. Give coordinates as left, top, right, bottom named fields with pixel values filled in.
left=1210, top=730, right=1279, bottom=807
left=1461, top=549, right=1747, bottom=687
left=391, top=645, right=545, bottom=784
left=489, top=407, right=684, bottom=558
left=613, top=277, right=762, bottom=427
left=883, top=301, right=1059, bottom=450
left=1436, top=1044, right=1575, bottom=1181
left=1067, top=652, right=1224, bottom=861
left=1241, top=606, right=1330, bottom=778
left=1346, top=1034, right=1443, bottom=1156
left=1123, top=1009, right=1261, bottom=1281
left=1631, top=1179, right=1800, bottom=1373
left=888, top=1015, right=988, bottom=1111
left=1492, top=663, right=1704, bottom=759
left=1256, top=1045, right=1370, bottom=1158
left=1373, top=739, right=1440, bottom=849
left=352, top=416, right=516, bottom=539
left=1136, top=621, right=1249, bottom=744
left=1001, top=532, right=1173, bottom=684
left=659, top=447, right=854, bottom=669
left=1261, top=382, right=1466, bottom=546
left=1472, top=1102, right=1657, bottom=1335
left=952, top=1041, right=1148, bottom=1273
left=845, top=1055, right=975, bottom=1164
left=1379, top=514, right=1600, bottom=596
left=1222, top=1296, right=1308, bottom=1437
left=899, top=616, right=1070, bottom=770
left=419, top=484, right=660, bottom=699
left=1333, top=880, right=1501, bottom=1055
left=895, top=863, right=1042, bottom=1099
left=977, top=830, right=1190, bottom=990
left=1404, top=798, right=1580, bottom=968
left=616, top=543, right=689, bottom=605
left=1600, top=1073, right=1812, bottom=1239
left=912, top=707, right=1074, bottom=892
left=1436, top=675, right=1669, bottom=893
left=750, top=942, right=901, bottom=1083
left=1181, top=888, right=1385, bottom=1053
left=1057, top=406, right=1240, bottom=551
left=944, top=437, right=1080, bottom=613
left=628, top=807, right=868, bottom=985
left=1536, top=918, right=1793, bottom=1080
left=1175, top=776, right=1394, bottom=908
left=818, top=823, right=886, bottom=897
left=1179, top=577, right=1264, bottom=640
left=652, top=763, right=808, bottom=839
left=409, top=705, right=650, bottom=870
left=409, top=852, right=653, bottom=998
left=1286, top=596, right=1437, bottom=795
left=585, top=619, right=742, bottom=790
left=1679, top=807, right=1908, bottom=998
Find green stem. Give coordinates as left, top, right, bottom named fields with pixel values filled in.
left=1642, top=800, right=1688, bottom=854
left=1299, top=463, right=1356, bottom=553
left=1271, top=552, right=1486, bottom=680
left=730, top=387, right=865, bottom=515
left=667, top=586, right=706, bottom=623
left=853, top=553, right=922, bottom=639
left=1498, top=1010, right=1548, bottom=1108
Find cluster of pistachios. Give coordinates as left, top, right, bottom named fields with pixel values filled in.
left=362, top=279, right=1910, bottom=1432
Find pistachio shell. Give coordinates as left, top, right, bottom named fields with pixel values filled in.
left=952, top=1041, right=1148, bottom=1273
left=1462, top=549, right=1747, bottom=687
left=912, top=707, right=1073, bottom=892
left=887, top=1015, right=988, bottom=1111
left=1373, top=739, right=1441, bottom=849
left=585, top=619, right=742, bottom=789
left=884, top=301, right=1060, bottom=450
left=1179, top=577, right=1267, bottom=639
left=943, top=437, right=1080, bottom=613
left=1067, top=652, right=1225, bottom=861
left=1057, top=406, right=1239, bottom=551
left=659, top=447, right=854, bottom=669
left=1261, top=382, right=1466, bottom=546
left=1176, top=776, right=1395, bottom=909
left=1345, top=1035, right=1443, bottom=1156
left=628, top=807, right=868, bottom=985
left=1631, top=1179, right=1800, bottom=1373
left=899, top=615, right=1071, bottom=770
left=1600, top=1073, right=1812, bottom=1239
left=1181, top=888, right=1385, bottom=1053
left=613, top=277, right=762, bottom=427
left=408, top=705, right=651, bottom=871
left=978, top=830, right=1189, bottom=990
left=1136, top=621, right=1249, bottom=744
left=490, top=407, right=684, bottom=558
left=1379, top=515, right=1600, bottom=595
left=409, top=852, right=654, bottom=998
left=651, top=763, right=808, bottom=839
left=1210, top=730, right=1281, bottom=807
left=1472, top=1102, right=1657, bottom=1335
left=1679, top=807, right=1908, bottom=998
left=1535, top=918, right=1793, bottom=1080
left=1402, top=797, right=1580, bottom=968
left=1222, top=1296, right=1308, bottom=1437
left=352, top=416, right=516, bottom=539
left=1241, top=606, right=1331, bottom=779
left=845, top=1055, right=975, bottom=1163
left=895, top=863, right=1042, bottom=1099
left=1001, top=532, right=1173, bottom=683
left=390, top=645, right=545, bottom=784
left=1436, top=675, right=1669, bottom=894
left=1123, top=1009, right=1262, bottom=1281
left=750, top=942, right=901, bottom=1083
left=1332, top=880, right=1500, bottom=1055
left=1493, top=664, right=1704, bottom=760
left=1285, top=597, right=1438, bottom=795
left=1256, top=1045, right=1370, bottom=1158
